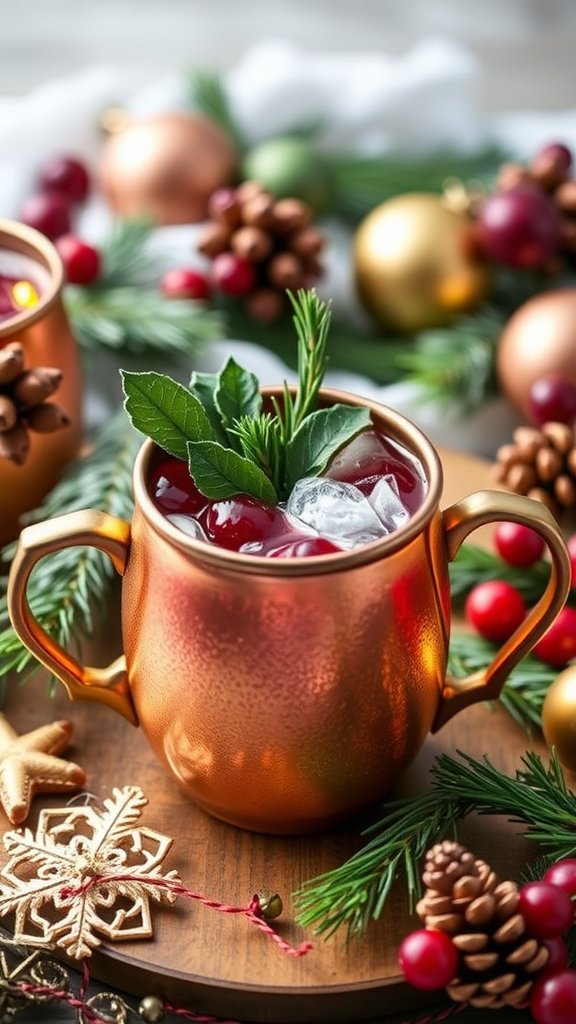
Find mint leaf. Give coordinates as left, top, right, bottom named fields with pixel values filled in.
left=189, top=370, right=228, bottom=445
left=215, top=358, right=262, bottom=435
left=121, top=370, right=215, bottom=461
left=187, top=440, right=278, bottom=503
left=284, top=405, right=371, bottom=492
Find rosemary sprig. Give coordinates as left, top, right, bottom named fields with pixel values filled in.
left=0, top=412, right=141, bottom=696
left=294, top=749, right=576, bottom=942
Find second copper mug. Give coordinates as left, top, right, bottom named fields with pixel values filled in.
left=7, top=389, right=571, bottom=834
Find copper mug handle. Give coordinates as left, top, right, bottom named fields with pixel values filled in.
left=6, top=492, right=572, bottom=731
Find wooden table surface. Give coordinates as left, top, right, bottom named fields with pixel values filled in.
left=0, top=447, right=558, bottom=1024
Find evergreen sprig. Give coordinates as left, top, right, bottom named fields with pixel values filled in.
left=186, top=67, right=246, bottom=153
left=448, top=631, right=557, bottom=735
left=65, top=285, right=223, bottom=356
left=449, top=542, right=560, bottom=606
left=0, top=412, right=141, bottom=696
left=329, top=146, right=506, bottom=221
left=294, top=749, right=576, bottom=942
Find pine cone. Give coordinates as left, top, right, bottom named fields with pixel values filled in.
left=0, top=341, right=70, bottom=465
left=196, top=182, right=326, bottom=322
left=492, top=421, right=576, bottom=519
left=416, top=841, right=549, bottom=1009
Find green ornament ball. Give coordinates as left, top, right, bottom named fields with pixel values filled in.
left=242, top=136, right=335, bottom=215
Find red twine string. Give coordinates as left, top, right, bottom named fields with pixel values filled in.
left=59, top=873, right=312, bottom=958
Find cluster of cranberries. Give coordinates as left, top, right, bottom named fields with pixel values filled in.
left=19, top=152, right=212, bottom=303
left=464, top=520, right=576, bottom=667
left=475, top=141, right=574, bottom=271
left=399, top=858, right=576, bottom=1024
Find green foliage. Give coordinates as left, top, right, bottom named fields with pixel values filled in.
left=0, top=412, right=140, bottom=696
left=122, top=289, right=370, bottom=502
left=294, top=750, right=576, bottom=942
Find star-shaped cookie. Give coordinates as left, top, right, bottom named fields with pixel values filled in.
left=0, top=713, right=85, bottom=824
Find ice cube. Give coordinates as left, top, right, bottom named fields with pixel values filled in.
left=286, top=477, right=387, bottom=549
left=167, top=513, right=208, bottom=541
left=368, top=474, right=410, bottom=532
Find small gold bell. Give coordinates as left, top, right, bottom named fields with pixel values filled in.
left=138, top=994, right=165, bottom=1023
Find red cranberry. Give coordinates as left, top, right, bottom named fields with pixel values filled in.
left=56, top=235, right=100, bottom=285
left=544, top=859, right=576, bottom=897
left=20, top=192, right=72, bottom=240
left=519, top=881, right=575, bottom=939
left=530, top=968, right=576, bottom=1024
left=493, top=521, right=545, bottom=568
left=149, top=458, right=207, bottom=516
left=527, top=377, right=576, bottom=427
left=38, top=155, right=90, bottom=204
left=398, top=928, right=458, bottom=991
left=160, top=267, right=211, bottom=301
left=477, top=186, right=561, bottom=268
left=533, top=607, right=576, bottom=667
left=464, top=580, right=526, bottom=643
left=210, top=252, right=256, bottom=297
left=203, top=495, right=288, bottom=551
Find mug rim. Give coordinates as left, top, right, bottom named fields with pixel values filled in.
left=132, top=386, right=444, bottom=576
left=0, top=218, right=64, bottom=338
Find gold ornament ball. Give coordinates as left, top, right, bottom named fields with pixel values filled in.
left=99, top=112, right=239, bottom=225
left=542, top=665, right=576, bottom=773
left=497, top=289, right=576, bottom=419
left=353, top=192, right=490, bottom=334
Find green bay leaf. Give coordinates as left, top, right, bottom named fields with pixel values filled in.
left=189, top=370, right=229, bottom=445
left=187, top=440, right=277, bottom=503
left=284, top=405, right=371, bottom=492
left=121, top=370, right=215, bottom=461
left=215, top=358, right=262, bottom=432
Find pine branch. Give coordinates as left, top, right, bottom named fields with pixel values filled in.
left=185, top=67, right=246, bottom=153
left=394, top=306, right=504, bottom=414
left=65, top=286, right=224, bottom=356
left=294, top=749, right=576, bottom=941
left=89, top=219, right=160, bottom=289
left=448, top=631, right=557, bottom=735
left=449, top=543, right=559, bottom=606
left=0, top=412, right=141, bottom=697
left=329, top=146, right=505, bottom=221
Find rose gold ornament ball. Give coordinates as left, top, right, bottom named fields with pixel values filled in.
left=541, top=664, right=576, bottom=773
left=99, top=112, right=239, bottom=226
left=497, top=289, right=576, bottom=419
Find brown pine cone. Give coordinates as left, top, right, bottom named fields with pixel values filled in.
left=196, top=183, right=326, bottom=322
left=0, top=341, right=70, bottom=465
left=492, top=421, right=576, bottom=519
left=416, top=841, right=549, bottom=1009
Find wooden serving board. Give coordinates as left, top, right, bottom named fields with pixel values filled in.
left=0, top=448, right=553, bottom=1024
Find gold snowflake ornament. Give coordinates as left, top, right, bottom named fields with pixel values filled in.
left=0, top=786, right=180, bottom=959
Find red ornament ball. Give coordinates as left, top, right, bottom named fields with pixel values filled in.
left=398, top=928, right=458, bottom=991
left=477, top=186, right=560, bottom=269
left=56, top=234, right=100, bottom=285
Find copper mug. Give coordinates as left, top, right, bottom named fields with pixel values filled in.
left=0, top=219, right=83, bottom=547
left=7, top=389, right=571, bottom=834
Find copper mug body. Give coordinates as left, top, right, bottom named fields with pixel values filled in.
left=7, top=390, right=571, bottom=834
left=0, top=219, right=83, bottom=547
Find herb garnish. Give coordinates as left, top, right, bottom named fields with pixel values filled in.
left=120, top=289, right=371, bottom=503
